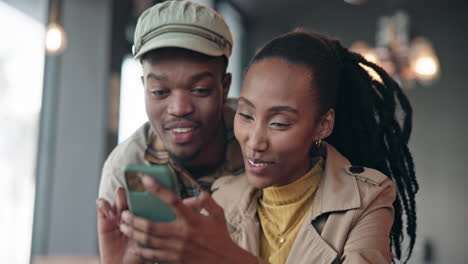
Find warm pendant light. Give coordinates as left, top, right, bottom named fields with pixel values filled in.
left=45, top=0, right=67, bottom=55
left=409, top=36, right=440, bottom=83
left=350, top=10, right=440, bottom=89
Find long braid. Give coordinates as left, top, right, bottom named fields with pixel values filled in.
left=339, top=49, right=419, bottom=262
left=250, top=29, right=418, bottom=263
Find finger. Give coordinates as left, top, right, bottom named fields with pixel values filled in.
left=97, top=199, right=120, bottom=234
left=131, top=245, right=181, bottom=263
left=182, top=196, right=201, bottom=208
left=119, top=222, right=184, bottom=251
left=115, top=187, right=128, bottom=213
left=142, top=175, right=193, bottom=220
left=121, top=210, right=185, bottom=238
left=186, top=192, right=225, bottom=221
left=96, top=198, right=116, bottom=220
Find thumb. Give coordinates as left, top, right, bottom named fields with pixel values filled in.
left=183, top=195, right=203, bottom=209
left=184, top=191, right=225, bottom=221
left=115, top=187, right=128, bottom=213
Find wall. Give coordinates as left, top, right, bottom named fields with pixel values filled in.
left=32, top=0, right=111, bottom=257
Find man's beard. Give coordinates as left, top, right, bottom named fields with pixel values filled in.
left=168, top=148, right=201, bottom=166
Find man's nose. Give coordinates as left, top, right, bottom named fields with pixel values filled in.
left=167, top=91, right=194, bottom=117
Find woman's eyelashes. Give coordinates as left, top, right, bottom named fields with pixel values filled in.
left=238, top=112, right=291, bottom=129
left=238, top=112, right=254, bottom=120
left=270, top=122, right=290, bottom=128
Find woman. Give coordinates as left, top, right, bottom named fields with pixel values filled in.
left=119, top=29, right=418, bottom=264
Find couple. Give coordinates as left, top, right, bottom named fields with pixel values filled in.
left=97, top=1, right=418, bottom=264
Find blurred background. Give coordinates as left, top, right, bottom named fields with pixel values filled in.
left=0, top=0, right=466, bottom=263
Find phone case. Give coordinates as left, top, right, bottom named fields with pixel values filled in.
left=124, top=164, right=177, bottom=223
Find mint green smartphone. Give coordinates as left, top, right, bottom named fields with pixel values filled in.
left=124, top=164, right=177, bottom=223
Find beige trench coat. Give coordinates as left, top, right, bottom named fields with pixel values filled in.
left=212, top=144, right=396, bottom=264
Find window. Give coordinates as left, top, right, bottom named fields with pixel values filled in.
left=0, top=2, right=46, bottom=263
left=217, top=1, right=244, bottom=97
left=118, top=56, right=146, bottom=143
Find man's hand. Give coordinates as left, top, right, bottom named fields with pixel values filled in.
left=97, top=187, right=143, bottom=264
left=119, top=176, right=259, bottom=264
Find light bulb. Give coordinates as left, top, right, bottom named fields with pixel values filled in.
left=414, top=57, right=438, bottom=76
left=45, top=23, right=67, bottom=54
left=409, top=36, right=439, bottom=82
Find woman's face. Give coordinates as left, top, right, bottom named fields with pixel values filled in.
left=234, top=58, right=328, bottom=189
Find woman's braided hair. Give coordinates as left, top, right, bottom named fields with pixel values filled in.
left=249, top=29, right=418, bottom=262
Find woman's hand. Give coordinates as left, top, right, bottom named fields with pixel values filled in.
left=119, top=175, right=258, bottom=264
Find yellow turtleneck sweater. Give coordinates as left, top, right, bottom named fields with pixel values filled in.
left=258, top=157, right=323, bottom=264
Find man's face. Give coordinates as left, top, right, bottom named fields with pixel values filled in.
left=141, top=49, right=229, bottom=164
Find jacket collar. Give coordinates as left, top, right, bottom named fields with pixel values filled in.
left=311, top=143, right=361, bottom=221
left=227, top=143, right=361, bottom=221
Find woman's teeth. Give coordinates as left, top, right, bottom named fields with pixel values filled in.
left=248, top=159, right=267, bottom=167
left=172, top=128, right=193, bottom=133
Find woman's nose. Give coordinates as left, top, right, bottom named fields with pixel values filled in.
left=246, top=125, right=268, bottom=153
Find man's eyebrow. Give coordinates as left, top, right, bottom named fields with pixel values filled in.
left=190, top=71, right=215, bottom=81
left=238, top=97, right=255, bottom=108
left=146, top=72, right=215, bottom=82
left=146, top=73, right=168, bottom=81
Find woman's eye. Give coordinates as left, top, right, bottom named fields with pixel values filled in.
left=270, top=122, right=290, bottom=128
left=238, top=113, right=254, bottom=120
left=191, top=88, right=211, bottom=96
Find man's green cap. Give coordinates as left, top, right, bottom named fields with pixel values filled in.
left=133, top=1, right=233, bottom=60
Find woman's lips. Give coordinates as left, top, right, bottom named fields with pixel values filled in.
left=245, top=158, right=275, bottom=174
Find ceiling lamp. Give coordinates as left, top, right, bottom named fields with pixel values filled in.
left=350, top=10, right=440, bottom=89
left=45, top=0, right=67, bottom=55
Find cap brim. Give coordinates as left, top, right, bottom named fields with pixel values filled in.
left=134, top=33, right=226, bottom=60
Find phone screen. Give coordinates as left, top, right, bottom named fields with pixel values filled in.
left=125, top=170, right=146, bottom=192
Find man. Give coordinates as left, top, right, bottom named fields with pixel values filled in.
left=96, top=1, right=243, bottom=263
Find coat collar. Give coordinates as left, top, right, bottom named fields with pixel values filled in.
left=225, top=143, right=361, bottom=221
left=311, top=143, right=361, bottom=221
left=286, top=144, right=361, bottom=263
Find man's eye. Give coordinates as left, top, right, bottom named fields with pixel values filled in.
left=238, top=113, right=253, bottom=120
left=191, top=88, right=211, bottom=96
left=150, top=89, right=170, bottom=97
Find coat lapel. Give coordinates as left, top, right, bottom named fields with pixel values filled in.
left=286, top=209, right=337, bottom=264
left=287, top=144, right=361, bottom=263
left=311, top=144, right=361, bottom=221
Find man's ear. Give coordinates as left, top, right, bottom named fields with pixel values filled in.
left=221, top=73, right=232, bottom=103
left=318, top=109, right=335, bottom=140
